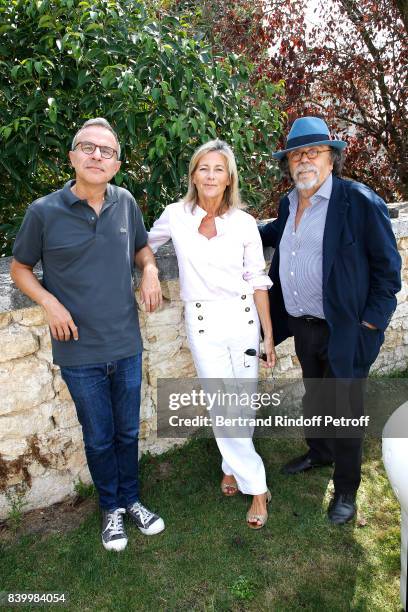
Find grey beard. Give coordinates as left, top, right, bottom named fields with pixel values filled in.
left=293, top=165, right=319, bottom=191
left=295, top=175, right=319, bottom=191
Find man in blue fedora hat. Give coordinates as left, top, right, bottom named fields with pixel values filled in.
left=260, top=116, right=401, bottom=524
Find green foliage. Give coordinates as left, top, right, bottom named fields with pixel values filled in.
left=0, top=0, right=284, bottom=256
left=74, top=479, right=95, bottom=500
left=5, top=483, right=28, bottom=532
left=229, top=575, right=256, bottom=601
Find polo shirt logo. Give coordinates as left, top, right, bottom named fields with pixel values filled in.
left=120, top=227, right=127, bottom=233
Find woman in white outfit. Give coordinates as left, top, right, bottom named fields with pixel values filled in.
left=148, top=140, right=276, bottom=528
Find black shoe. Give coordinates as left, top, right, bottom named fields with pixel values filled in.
left=101, top=508, right=128, bottom=551
left=280, top=452, right=333, bottom=475
left=127, top=501, right=165, bottom=535
left=328, top=492, right=357, bottom=525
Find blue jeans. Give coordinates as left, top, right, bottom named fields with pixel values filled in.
left=60, top=354, right=142, bottom=510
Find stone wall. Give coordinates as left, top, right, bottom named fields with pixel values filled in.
left=0, top=216, right=407, bottom=519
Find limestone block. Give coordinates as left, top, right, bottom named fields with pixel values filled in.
left=375, top=346, right=408, bottom=371
left=27, top=462, right=47, bottom=478
left=22, top=472, right=76, bottom=515
left=25, top=432, right=75, bottom=471
left=0, top=313, right=11, bottom=329
left=148, top=348, right=196, bottom=388
left=398, top=237, right=408, bottom=251
left=46, top=431, right=75, bottom=457
left=397, top=284, right=408, bottom=304
left=259, top=367, right=275, bottom=381
left=0, top=325, right=38, bottom=363
left=288, top=367, right=303, bottom=379
left=0, top=356, right=54, bottom=415
left=50, top=400, right=79, bottom=430
left=33, top=325, right=53, bottom=363
left=275, top=355, right=293, bottom=372
left=148, top=339, right=184, bottom=366
left=3, top=472, right=25, bottom=487
left=139, top=436, right=186, bottom=457
left=144, top=324, right=182, bottom=346
left=394, top=345, right=408, bottom=362
left=275, top=338, right=295, bottom=358
left=139, top=420, right=151, bottom=439
left=142, top=302, right=184, bottom=344
left=382, top=330, right=404, bottom=351
left=389, top=317, right=403, bottom=330
left=291, top=354, right=301, bottom=367
left=30, top=324, right=49, bottom=338
left=160, top=280, right=182, bottom=302
left=0, top=403, right=54, bottom=438
left=141, top=381, right=149, bottom=412
left=0, top=438, right=28, bottom=459
left=64, top=446, right=87, bottom=471
left=0, top=494, right=9, bottom=519
left=64, top=423, right=84, bottom=442
left=53, top=371, right=72, bottom=401
left=12, top=306, right=46, bottom=327
left=372, top=352, right=389, bottom=370
left=77, top=464, right=92, bottom=485
left=394, top=301, right=408, bottom=320
left=140, top=393, right=155, bottom=421
left=180, top=336, right=191, bottom=351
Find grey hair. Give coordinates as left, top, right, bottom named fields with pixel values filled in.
left=71, top=118, right=121, bottom=159
left=183, top=139, right=242, bottom=213
left=279, top=147, right=345, bottom=180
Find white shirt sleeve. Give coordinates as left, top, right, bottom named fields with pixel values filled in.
left=147, top=206, right=172, bottom=254
left=242, top=216, right=272, bottom=290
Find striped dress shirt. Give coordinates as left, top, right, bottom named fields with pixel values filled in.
left=279, top=173, right=333, bottom=319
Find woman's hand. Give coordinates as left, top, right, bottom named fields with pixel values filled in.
left=262, top=335, right=277, bottom=369
left=252, top=290, right=275, bottom=368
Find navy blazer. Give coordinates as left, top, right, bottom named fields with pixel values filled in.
left=260, top=176, right=402, bottom=378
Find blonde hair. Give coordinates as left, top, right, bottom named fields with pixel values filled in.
left=183, top=139, right=242, bottom=213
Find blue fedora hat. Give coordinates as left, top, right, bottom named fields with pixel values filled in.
left=272, top=116, right=347, bottom=160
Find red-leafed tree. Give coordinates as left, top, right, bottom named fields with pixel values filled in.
left=175, top=0, right=408, bottom=205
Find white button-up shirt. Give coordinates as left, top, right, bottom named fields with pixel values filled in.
left=148, top=201, right=272, bottom=302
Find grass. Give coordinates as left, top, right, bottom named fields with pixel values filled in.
left=0, top=435, right=402, bottom=611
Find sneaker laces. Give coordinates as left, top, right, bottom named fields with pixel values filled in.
left=104, top=508, right=126, bottom=536
left=129, top=502, right=153, bottom=525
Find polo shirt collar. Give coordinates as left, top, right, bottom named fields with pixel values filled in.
left=61, top=180, right=118, bottom=207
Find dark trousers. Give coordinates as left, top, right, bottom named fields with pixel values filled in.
left=289, top=316, right=365, bottom=494
left=61, top=354, right=142, bottom=510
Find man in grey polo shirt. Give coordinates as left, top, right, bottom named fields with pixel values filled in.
left=11, top=118, right=165, bottom=551
left=260, top=117, right=401, bottom=525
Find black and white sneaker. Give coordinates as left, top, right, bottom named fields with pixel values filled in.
left=127, top=501, right=165, bottom=535
left=101, top=508, right=128, bottom=551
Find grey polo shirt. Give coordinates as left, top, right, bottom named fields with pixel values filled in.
left=13, top=180, right=148, bottom=366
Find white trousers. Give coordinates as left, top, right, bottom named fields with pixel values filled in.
left=184, top=294, right=267, bottom=495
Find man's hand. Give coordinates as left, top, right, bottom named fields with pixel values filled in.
left=362, top=320, right=378, bottom=330
left=10, top=259, right=78, bottom=342
left=139, top=264, right=162, bottom=313
left=42, top=295, right=79, bottom=342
